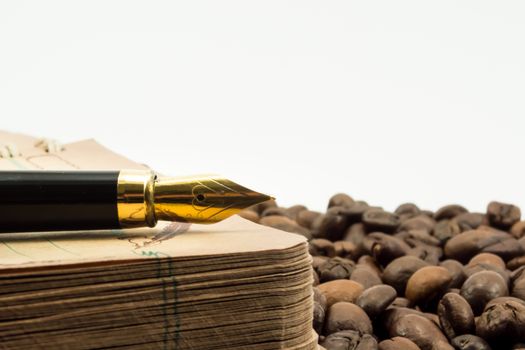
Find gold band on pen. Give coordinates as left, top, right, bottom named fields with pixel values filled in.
left=116, top=170, right=157, bottom=228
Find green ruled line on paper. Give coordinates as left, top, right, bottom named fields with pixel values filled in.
left=0, top=240, right=31, bottom=258
left=46, top=238, right=79, bottom=256
left=8, top=157, right=27, bottom=170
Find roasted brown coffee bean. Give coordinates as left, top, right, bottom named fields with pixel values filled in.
left=258, top=215, right=311, bottom=238
left=508, top=256, right=525, bottom=270
left=476, top=299, right=525, bottom=345
left=351, top=265, right=382, bottom=290
left=386, top=313, right=453, bottom=350
left=318, top=257, right=355, bottom=282
left=395, top=203, right=421, bottom=221
left=398, top=215, right=436, bottom=233
left=318, top=279, right=364, bottom=307
left=313, top=288, right=327, bottom=334
left=396, top=229, right=440, bottom=247
left=357, top=255, right=383, bottom=275
left=433, top=219, right=462, bottom=244
left=362, top=233, right=411, bottom=267
left=310, top=239, right=337, bottom=257
left=463, top=263, right=510, bottom=287
left=407, top=242, right=443, bottom=265
left=328, top=193, right=355, bottom=209
left=313, top=268, right=320, bottom=286
left=379, top=337, right=421, bottom=350
left=312, top=256, right=329, bottom=270
left=450, top=213, right=487, bottom=232
left=467, top=253, right=505, bottom=270
left=444, top=229, right=522, bottom=263
left=238, top=209, right=260, bottom=223
left=440, top=259, right=466, bottom=289
left=296, top=209, right=322, bottom=229
left=512, top=274, right=525, bottom=300
left=382, top=256, right=430, bottom=294
left=487, top=201, right=521, bottom=229
left=334, top=241, right=358, bottom=260
left=343, top=223, right=367, bottom=246
left=485, top=296, right=525, bottom=309
left=405, top=266, right=451, bottom=307
left=250, top=199, right=277, bottom=214
left=450, top=335, right=491, bottom=350
left=437, top=293, right=475, bottom=340
left=285, top=204, right=307, bottom=220
left=460, top=271, right=509, bottom=315
left=390, top=297, right=411, bottom=308
left=363, top=209, right=401, bottom=233
left=434, top=204, right=468, bottom=221
left=356, top=284, right=397, bottom=319
left=312, top=207, right=351, bottom=241
left=261, top=206, right=291, bottom=218
left=511, top=221, right=525, bottom=239
left=324, top=302, right=373, bottom=335
left=320, top=330, right=378, bottom=350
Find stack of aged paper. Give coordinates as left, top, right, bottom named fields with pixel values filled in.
left=0, top=131, right=316, bottom=349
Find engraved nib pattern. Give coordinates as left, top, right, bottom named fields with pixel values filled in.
left=153, top=175, right=272, bottom=224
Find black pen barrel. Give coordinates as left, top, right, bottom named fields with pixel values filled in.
left=0, top=171, right=121, bottom=233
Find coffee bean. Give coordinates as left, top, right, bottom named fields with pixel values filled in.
left=485, top=296, right=525, bottom=309
left=386, top=313, right=453, bottom=350
left=313, top=269, right=320, bottom=286
left=343, top=223, right=367, bottom=246
left=296, top=209, right=322, bottom=229
left=405, top=266, right=451, bottom=307
left=433, top=219, right=462, bottom=244
left=440, top=260, right=466, bottom=289
left=450, top=213, right=487, bottom=232
left=320, top=330, right=378, bottom=350
left=512, top=274, right=525, bottom=300
left=250, top=199, right=277, bottom=214
left=450, top=335, right=491, bottom=350
left=261, top=206, right=291, bottom=218
left=508, top=256, right=525, bottom=271
left=317, top=279, right=364, bottom=307
left=434, top=205, right=468, bottom=221
left=487, top=201, right=521, bottom=229
left=407, top=242, right=443, bottom=265
left=351, top=265, right=383, bottom=290
left=463, top=263, right=510, bottom=287
left=312, top=207, right=351, bottom=241
left=437, top=293, right=475, bottom=340
left=318, top=257, right=355, bottom=282
left=396, top=229, right=441, bottom=247
left=313, top=301, right=326, bottom=334
left=390, top=297, right=411, bottom=308
left=238, top=209, right=260, bottom=223
left=398, top=215, right=436, bottom=233
left=467, top=253, right=505, bottom=270
left=382, top=256, right=430, bottom=294
left=444, top=229, right=522, bottom=263
left=362, top=233, right=411, bottom=267
left=395, top=203, right=421, bottom=221
left=285, top=204, right=307, bottom=220
left=363, top=209, right=401, bottom=233
left=334, top=241, right=358, bottom=260
left=328, top=193, right=355, bottom=209
left=356, top=284, right=397, bottom=319
left=258, top=215, right=311, bottom=238
left=476, top=299, right=525, bottom=345
left=310, top=239, right=337, bottom=257
left=324, top=302, right=373, bottom=335
left=379, top=337, right=421, bottom=350
left=312, top=256, right=329, bottom=270
left=460, top=271, right=509, bottom=315
left=357, top=255, right=383, bottom=276
left=511, top=221, right=525, bottom=239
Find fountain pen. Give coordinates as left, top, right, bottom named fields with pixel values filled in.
left=0, top=170, right=272, bottom=233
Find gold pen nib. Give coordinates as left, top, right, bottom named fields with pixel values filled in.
left=153, top=174, right=273, bottom=224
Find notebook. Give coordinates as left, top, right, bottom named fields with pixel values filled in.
left=0, top=130, right=317, bottom=350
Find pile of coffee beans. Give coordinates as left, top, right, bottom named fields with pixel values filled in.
left=241, top=196, right=525, bottom=350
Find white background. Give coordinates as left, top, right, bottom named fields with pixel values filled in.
left=1, top=1, right=524, bottom=213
